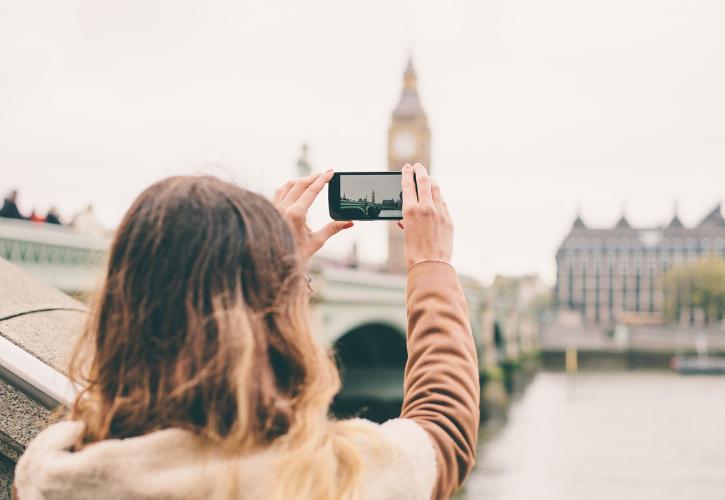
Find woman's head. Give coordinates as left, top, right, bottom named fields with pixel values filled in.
left=71, top=175, right=339, bottom=448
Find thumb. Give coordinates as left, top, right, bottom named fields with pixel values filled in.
left=313, top=220, right=354, bottom=245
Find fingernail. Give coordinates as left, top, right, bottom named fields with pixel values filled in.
left=343, top=222, right=353, bottom=229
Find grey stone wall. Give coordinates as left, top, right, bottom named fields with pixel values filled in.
left=0, top=454, right=15, bottom=500
left=0, top=259, right=86, bottom=498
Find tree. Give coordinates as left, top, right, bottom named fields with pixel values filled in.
left=663, top=255, right=725, bottom=325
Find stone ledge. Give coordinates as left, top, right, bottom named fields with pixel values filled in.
left=0, top=258, right=85, bottom=319
left=0, top=259, right=85, bottom=498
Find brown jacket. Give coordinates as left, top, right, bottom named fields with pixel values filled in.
left=402, top=260, right=480, bottom=499
left=14, top=261, right=479, bottom=500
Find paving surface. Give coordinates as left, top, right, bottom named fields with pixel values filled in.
left=0, top=259, right=84, bottom=319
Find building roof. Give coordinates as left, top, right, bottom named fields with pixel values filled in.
left=668, top=214, right=684, bottom=228
left=698, top=203, right=725, bottom=227
left=614, top=214, right=631, bottom=229
left=560, top=204, right=725, bottom=249
left=392, top=57, right=427, bottom=120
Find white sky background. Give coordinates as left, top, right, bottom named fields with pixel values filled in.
left=1, top=0, right=725, bottom=285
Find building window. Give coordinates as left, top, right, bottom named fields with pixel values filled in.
left=581, top=263, right=587, bottom=311
left=595, top=267, right=601, bottom=323
left=635, top=267, right=641, bottom=312
left=609, top=265, right=615, bottom=322
left=568, top=263, right=574, bottom=309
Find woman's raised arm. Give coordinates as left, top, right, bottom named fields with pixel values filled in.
left=398, top=163, right=480, bottom=499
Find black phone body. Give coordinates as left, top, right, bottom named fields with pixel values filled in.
left=328, top=172, right=404, bottom=221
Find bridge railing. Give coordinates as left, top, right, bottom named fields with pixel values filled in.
left=0, top=218, right=109, bottom=294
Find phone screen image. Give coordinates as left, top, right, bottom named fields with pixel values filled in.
left=328, top=172, right=403, bottom=220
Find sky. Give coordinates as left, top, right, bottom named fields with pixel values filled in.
left=1, top=0, right=725, bottom=284
left=340, top=175, right=402, bottom=201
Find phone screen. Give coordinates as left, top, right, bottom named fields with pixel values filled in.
left=328, top=172, right=403, bottom=220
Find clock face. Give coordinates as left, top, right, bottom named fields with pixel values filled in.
left=393, top=131, right=417, bottom=159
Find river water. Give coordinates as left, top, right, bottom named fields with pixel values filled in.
left=460, top=372, right=725, bottom=500
left=378, top=209, right=402, bottom=217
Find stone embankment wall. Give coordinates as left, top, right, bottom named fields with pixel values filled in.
left=0, top=259, right=85, bottom=499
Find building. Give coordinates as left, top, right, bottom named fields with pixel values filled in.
left=555, top=204, right=725, bottom=326
left=386, top=58, right=431, bottom=274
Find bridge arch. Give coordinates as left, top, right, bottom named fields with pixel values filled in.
left=324, top=308, right=406, bottom=346
left=334, top=321, right=406, bottom=369
left=331, top=321, right=407, bottom=422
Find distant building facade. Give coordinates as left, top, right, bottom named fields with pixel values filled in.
left=555, top=205, right=725, bottom=326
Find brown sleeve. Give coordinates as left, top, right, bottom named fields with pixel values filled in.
left=400, top=260, right=480, bottom=500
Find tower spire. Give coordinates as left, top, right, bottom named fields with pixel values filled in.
left=668, top=199, right=683, bottom=228
left=404, top=56, right=416, bottom=90
left=296, top=143, right=311, bottom=177
left=393, top=56, right=426, bottom=120
left=573, top=202, right=586, bottom=228
left=615, top=200, right=631, bottom=228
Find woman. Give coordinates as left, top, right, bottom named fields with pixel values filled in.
left=14, top=164, right=479, bottom=500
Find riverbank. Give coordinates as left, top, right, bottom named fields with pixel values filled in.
left=458, top=371, right=725, bottom=500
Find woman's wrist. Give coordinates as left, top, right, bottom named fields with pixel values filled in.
left=407, top=258, right=454, bottom=273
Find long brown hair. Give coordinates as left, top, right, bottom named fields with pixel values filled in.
left=70, top=175, right=378, bottom=499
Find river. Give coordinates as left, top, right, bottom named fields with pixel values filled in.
left=459, top=372, right=725, bottom=500
left=378, top=209, right=402, bottom=217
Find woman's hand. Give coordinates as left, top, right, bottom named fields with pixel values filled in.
left=273, top=169, right=353, bottom=264
left=399, top=163, right=454, bottom=270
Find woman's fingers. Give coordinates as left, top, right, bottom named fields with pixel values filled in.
left=280, top=172, right=320, bottom=208
left=273, top=180, right=294, bottom=206
left=441, top=198, right=451, bottom=220
left=431, top=179, right=445, bottom=212
left=401, top=164, right=417, bottom=206
left=311, top=220, right=353, bottom=247
left=294, top=169, right=334, bottom=210
left=413, top=163, right=433, bottom=207
left=432, top=180, right=453, bottom=225
left=274, top=170, right=352, bottom=263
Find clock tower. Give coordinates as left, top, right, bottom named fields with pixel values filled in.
left=387, top=57, right=431, bottom=274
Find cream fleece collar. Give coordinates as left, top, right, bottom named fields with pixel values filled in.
left=14, top=418, right=437, bottom=500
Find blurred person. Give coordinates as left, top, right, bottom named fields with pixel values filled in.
left=45, top=206, right=62, bottom=225
left=71, top=204, right=106, bottom=237
left=0, top=189, right=24, bottom=219
left=14, top=164, right=479, bottom=500
left=29, top=208, right=45, bottom=223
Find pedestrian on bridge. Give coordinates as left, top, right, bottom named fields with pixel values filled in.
left=14, top=164, right=479, bottom=500
left=0, top=190, right=25, bottom=220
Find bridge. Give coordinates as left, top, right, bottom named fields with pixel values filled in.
left=0, top=218, right=109, bottom=295
left=0, top=218, right=539, bottom=495
left=338, top=199, right=384, bottom=218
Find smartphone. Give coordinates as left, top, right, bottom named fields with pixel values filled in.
left=328, top=172, right=406, bottom=220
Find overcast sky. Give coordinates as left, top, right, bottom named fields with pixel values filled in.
left=341, top=175, right=401, bottom=202
left=1, top=0, right=724, bottom=284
